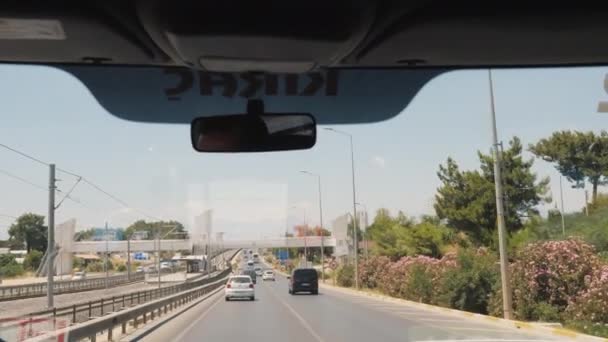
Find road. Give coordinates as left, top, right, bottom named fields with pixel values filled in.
left=142, top=261, right=566, bottom=342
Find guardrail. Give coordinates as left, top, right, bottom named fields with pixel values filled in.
left=0, top=249, right=231, bottom=302
left=1, top=250, right=239, bottom=333
left=0, top=273, right=146, bottom=301
left=29, top=274, right=232, bottom=342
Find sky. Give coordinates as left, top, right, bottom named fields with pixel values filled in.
left=1, top=65, right=608, bottom=240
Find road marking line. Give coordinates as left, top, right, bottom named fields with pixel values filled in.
left=441, top=327, right=516, bottom=332
left=417, top=318, right=466, bottom=322
left=266, top=289, right=324, bottom=342
left=413, top=339, right=556, bottom=342
left=172, top=291, right=224, bottom=342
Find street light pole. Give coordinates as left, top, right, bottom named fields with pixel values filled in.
left=325, top=128, right=359, bottom=289
left=47, top=164, right=56, bottom=308
left=301, top=171, right=325, bottom=282
left=559, top=176, right=566, bottom=236
left=356, top=202, right=369, bottom=260
left=105, top=222, right=109, bottom=289
left=488, top=70, right=513, bottom=319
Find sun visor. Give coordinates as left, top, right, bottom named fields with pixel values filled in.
left=57, top=66, right=446, bottom=124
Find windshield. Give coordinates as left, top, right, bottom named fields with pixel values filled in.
left=230, top=277, right=251, bottom=283
left=2, top=65, right=608, bottom=341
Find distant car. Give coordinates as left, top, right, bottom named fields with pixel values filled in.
left=254, top=267, right=263, bottom=276
left=262, top=270, right=275, bottom=281
left=288, top=268, right=318, bottom=295
left=136, top=266, right=144, bottom=273
left=160, top=262, right=172, bottom=272
left=253, top=253, right=260, bottom=263
left=72, top=271, right=86, bottom=280
left=247, top=260, right=254, bottom=266
left=240, top=269, right=257, bottom=284
left=225, top=275, right=255, bottom=301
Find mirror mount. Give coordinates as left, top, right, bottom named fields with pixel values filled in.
left=247, top=99, right=265, bottom=116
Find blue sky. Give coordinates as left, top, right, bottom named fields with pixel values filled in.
left=1, top=65, right=607, bottom=240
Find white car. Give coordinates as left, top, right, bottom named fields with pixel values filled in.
left=225, top=275, right=255, bottom=301
left=247, top=260, right=254, bottom=266
left=262, top=270, right=275, bottom=281
left=254, top=267, right=263, bottom=276
left=71, top=271, right=86, bottom=280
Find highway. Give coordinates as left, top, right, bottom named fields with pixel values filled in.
left=141, top=262, right=566, bottom=342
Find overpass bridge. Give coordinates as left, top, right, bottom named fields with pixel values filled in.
left=72, top=236, right=337, bottom=253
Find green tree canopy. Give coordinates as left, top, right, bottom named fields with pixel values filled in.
left=529, top=130, right=608, bottom=203
left=366, top=209, right=451, bottom=259
left=434, top=137, right=549, bottom=243
left=8, top=213, right=47, bottom=253
left=124, top=220, right=187, bottom=240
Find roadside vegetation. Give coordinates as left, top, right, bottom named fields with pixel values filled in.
left=334, top=130, right=608, bottom=337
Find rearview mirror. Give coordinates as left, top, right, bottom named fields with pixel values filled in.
left=191, top=113, right=316, bottom=153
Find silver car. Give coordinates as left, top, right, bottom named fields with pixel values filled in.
left=225, top=275, right=255, bottom=301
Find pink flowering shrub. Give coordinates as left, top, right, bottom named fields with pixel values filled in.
left=358, top=255, right=391, bottom=289
left=490, top=239, right=601, bottom=320
left=565, top=265, right=608, bottom=325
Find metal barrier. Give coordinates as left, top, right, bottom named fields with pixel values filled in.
left=0, top=249, right=231, bottom=301
left=13, top=250, right=240, bottom=342
left=9, top=250, right=238, bottom=321
left=28, top=274, right=231, bottom=342
left=0, top=273, right=146, bottom=301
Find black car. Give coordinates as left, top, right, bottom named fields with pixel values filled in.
left=288, top=268, right=318, bottom=295
left=241, top=269, right=257, bottom=284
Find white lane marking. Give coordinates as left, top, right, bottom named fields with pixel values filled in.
left=172, top=291, right=224, bottom=342
left=441, top=327, right=518, bottom=332
left=265, top=287, right=324, bottom=342
left=417, top=318, right=467, bottom=322
left=413, top=340, right=556, bottom=342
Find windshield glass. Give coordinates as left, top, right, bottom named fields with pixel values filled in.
left=230, top=277, right=251, bottom=283
left=2, top=65, right=608, bottom=341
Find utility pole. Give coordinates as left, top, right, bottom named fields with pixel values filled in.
left=585, top=190, right=589, bottom=216
left=301, top=171, right=326, bottom=282
left=325, top=128, right=360, bottom=290
left=127, top=236, right=131, bottom=281
left=105, top=222, right=109, bottom=289
left=488, top=70, right=513, bottom=319
left=559, top=176, right=566, bottom=236
left=157, top=231, right=161, bottom=289
left=47, top=164, right=56, bottom=309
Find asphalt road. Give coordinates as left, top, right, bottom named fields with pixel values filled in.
left=142, top=262, right=566, bottom=342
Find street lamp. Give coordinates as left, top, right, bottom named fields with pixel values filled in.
left=157, top=224, right=180, bottom=289
left=289, top=205, right=307, bottom=265
left=488, top=70, right=513, bottom=319
left=301, top=170, right=325, bottom=282
left=324, top=127, right=359, bottom=289
left=355, top=202, right=369, bottom=260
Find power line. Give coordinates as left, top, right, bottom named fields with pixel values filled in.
left=55, top=177, right=82, bottom=209
left=0, top=168, right=47, bottom=191
left=0, top=143, right=48, bottom=166
left=1, top=142, right=161, bottom=221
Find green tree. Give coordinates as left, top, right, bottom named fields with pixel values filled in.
left=435, top=137, right=549, bottom=243
left=366, top=209, right=451, bottom=259
left=74, top=228, right=96, bottom=241
left=0, top=254, right=24, bottom=277
left=23, top=250, right=43, bottom=271
left=124, top=220, right=187, bottom=240
left=529, top=130, right=608, bottom=203
left=8, top=213, right=47, bottom=253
